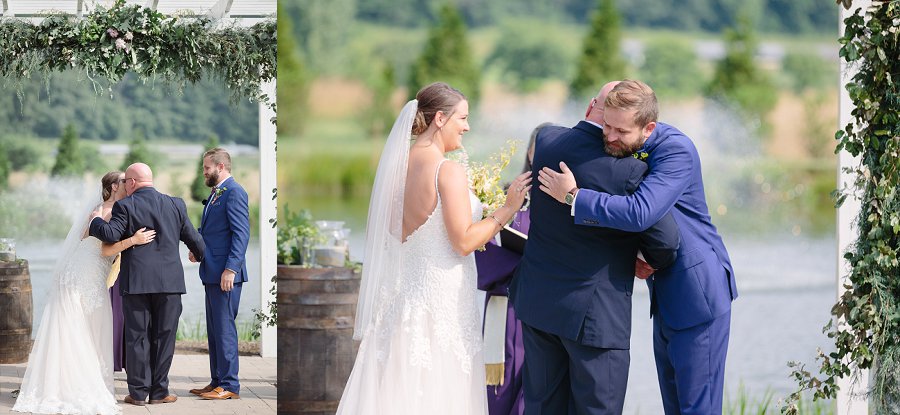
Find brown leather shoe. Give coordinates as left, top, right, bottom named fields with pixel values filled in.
left=190, top=384, right=215, bottom=396
left=200, top=387, right=240, bottom=400
left=123, top=395, right=146, bottom=406
left=149, top=395, right=178, bottom=404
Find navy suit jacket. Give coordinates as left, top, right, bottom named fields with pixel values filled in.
left=90, top=187, right=204, bottom=295
left=510, top=121, right=680, bottom=349
left=574, top=122, right=738, bottom=330
left=198, top=176, right=250, bottom=285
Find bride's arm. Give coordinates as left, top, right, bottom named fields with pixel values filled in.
left=441, top=162, right=531, bottom=256
left=101, top=227, right=156, bottom=257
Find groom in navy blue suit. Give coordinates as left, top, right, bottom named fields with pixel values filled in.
left=511, top=82, right=681, bottom=415
left=189, top=148, right=250, bottom=400
left=540, top=80, right=737, bottom=415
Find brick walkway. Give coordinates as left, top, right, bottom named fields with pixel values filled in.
left=0, top=354, right=276, bottom=415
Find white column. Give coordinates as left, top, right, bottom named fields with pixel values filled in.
left=837, top=1, right=869, bottom=414
left=259, top=78, right=277, bottom=358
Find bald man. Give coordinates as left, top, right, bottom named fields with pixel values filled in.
left=90, top=163, right=205, bottom=406
left=511, top=82, right=680, bottom=414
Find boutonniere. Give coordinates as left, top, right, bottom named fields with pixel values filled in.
left=214, top=186, right=228, bottom=198
left=633, top=151, right=649, bottom=161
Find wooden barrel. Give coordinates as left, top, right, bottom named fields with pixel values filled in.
left=0, top=260, right=32, bottom=364
left=277, top=266, right=361, bottom=415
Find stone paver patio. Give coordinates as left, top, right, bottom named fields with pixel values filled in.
left=0, top=354, right=275, bottom=415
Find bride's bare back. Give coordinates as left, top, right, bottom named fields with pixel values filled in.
left=402, top=146, right=460, bottom=242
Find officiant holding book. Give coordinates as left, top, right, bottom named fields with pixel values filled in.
left=474, top=123, right=547, bottom=415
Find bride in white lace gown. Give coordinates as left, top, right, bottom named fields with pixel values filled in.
left=13, top=172, right=155, bottom=415
left=337, top=82, right=531, bottom=414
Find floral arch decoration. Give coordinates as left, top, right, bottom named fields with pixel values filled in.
left=0, top=0, right=276, bottom=107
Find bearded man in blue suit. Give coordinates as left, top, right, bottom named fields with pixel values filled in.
left=511, top=81, right=681, bottom=415
left=539, top=80, right=737, bottom=415
left=189, top=147, right=251, bottom=400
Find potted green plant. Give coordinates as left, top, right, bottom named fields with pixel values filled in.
left=277, top=207, right=323, bottom=267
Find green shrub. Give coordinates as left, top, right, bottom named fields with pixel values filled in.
left=639, top=38, right=704, bottom=98
left=485, top=20, right=571, bottom=92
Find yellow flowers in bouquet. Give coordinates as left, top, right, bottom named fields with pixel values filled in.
left=452, top=140, right=519, bottom=217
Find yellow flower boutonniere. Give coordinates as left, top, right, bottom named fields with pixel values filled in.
left=633, top=151, right=650, bottom=162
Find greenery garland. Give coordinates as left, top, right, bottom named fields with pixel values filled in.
left=784, top=1, right=900, bottom=413
left=0, top=0, right=275, bottom=105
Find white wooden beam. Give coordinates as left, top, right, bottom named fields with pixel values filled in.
left=837, top=1, right=869, bottom=414
left=206, top=0, right=233, bottom=19
left=258, top=77, right=277, bottom=358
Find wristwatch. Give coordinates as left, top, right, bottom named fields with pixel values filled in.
left=564, top=187, right=579, bottom=206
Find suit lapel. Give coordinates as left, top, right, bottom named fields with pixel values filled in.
left=201, top=177, right=233, bottom=231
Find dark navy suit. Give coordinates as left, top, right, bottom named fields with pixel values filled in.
left=90, top=186, right=204, bottom=401
left=198, top=176, right=250, bottom=394
left=574, top=122, right=737, bottom=415
left=510, top=121, right=680, bottom=415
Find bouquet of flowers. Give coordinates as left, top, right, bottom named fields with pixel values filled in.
left=450, top=140, right=519, bottom=217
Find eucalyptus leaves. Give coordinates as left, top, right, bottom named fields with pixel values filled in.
left=0, top=0, right=275, bottom=104
left=784, top=1, right=900, bottom=413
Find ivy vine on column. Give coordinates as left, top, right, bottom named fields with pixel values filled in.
left=784, top=1, right=900, bottom=413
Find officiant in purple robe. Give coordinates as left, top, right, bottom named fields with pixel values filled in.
left=475, top=209, right=530, bottom=415
left=111, top=279, right=125, bottom=371
left=474, top=123, right=547, bottom=415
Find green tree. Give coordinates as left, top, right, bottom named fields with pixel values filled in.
left=486, top=20, right=571, bottom=93
left=570, top=0, right=627, bottom=100
left=408, top=3, right=481, bottom=103
left=120, top=131, right=158, bottom=171
left=782, top=51, right=832, bottom=93
left=51, top=124, right=84, bottom=177
left=80, top=142, right=106, bottom=173
left=289, top=0, right=356, bottom=75
left=191, top=135, right=220, bottom=202
left=0, top=137, right=41, bottom=172
left=0, top=149, right=9, bottom=190
left=276, top=2, right=307, bottom=137
left=639, top=38, right=704, bottom=98
left=705, top=10, right=776, bottom=128
left=365, top=63, right=397, bottom=139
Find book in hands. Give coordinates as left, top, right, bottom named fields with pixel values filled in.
left=499, top=225, right=527, bottom=255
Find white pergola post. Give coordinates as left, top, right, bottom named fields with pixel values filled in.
left=837, top=1, right=869, bottom=414
left=259, top=78, right=277, bottom=358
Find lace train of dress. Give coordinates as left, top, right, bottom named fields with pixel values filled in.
left=13, top=237, right=120, bottom=415
left=337, top=163, right=487, bottom=415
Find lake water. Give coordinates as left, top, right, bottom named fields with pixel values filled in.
left=19, top=239, right=261, bottom=337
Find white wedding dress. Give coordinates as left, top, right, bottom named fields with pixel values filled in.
left=337, top=160, right=488, bottom=414
left=13, top=236, right=120, bottom=415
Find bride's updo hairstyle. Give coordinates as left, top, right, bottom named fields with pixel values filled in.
left=101, top=171, right=124, bottom=201
left=411, top=82, right=467, bottom=136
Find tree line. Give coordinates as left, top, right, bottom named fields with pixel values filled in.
left=0, top=70, right=259, bottom=145
left=278, top=0, right=836, bottom=141
left=285, top=0, right=836, bottom=35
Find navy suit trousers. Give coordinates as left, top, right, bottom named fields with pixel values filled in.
left=653, top=309, right=731, bottom=415
left=521, top=322, right=629, bottom=415
left=205, top=283, right=242, bottom=394
left=123, top=293, right=182, bottom=401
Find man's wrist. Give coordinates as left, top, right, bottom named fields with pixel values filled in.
left=564, top=187, right=579, bottom=206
